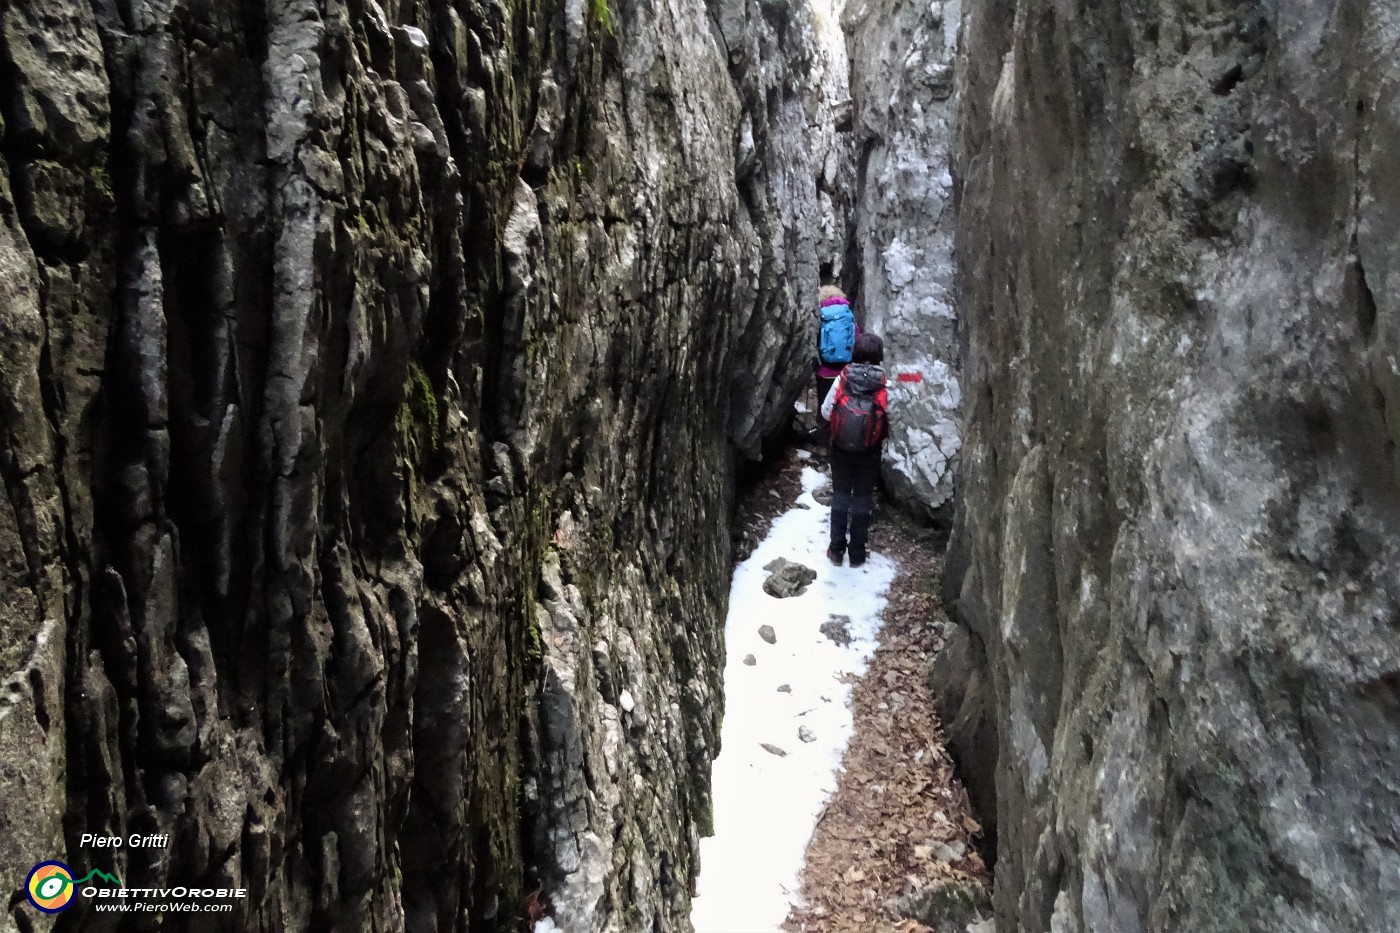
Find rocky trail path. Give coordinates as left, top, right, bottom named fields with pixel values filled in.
left=693, top=440, right=991, bottom=933
left=785, top=513, right=992, bottom=933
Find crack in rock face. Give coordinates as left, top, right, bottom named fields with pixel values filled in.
left=10, top=0, right=1391, bottom=929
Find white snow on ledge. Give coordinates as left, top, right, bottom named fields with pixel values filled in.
left=690, top=466, right=896, bottom=933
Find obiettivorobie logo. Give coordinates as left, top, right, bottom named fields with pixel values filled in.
left=25, top=861, right=122, bottom=913
left=23, top=859, right=246, bottom=915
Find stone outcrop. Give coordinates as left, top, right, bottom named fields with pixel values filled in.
left=843, top=0, right=962, bottom=518
left=947, top=1, right=1400, bottom=931
left=711, top=0, right=857, bottom=453
left=0, top=0, right=847, bottom=931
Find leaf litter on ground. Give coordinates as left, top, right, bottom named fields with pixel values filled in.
left=783, top=511, right=992, bottom=933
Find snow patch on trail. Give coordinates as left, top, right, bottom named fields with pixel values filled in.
left=690, top=466, right=896, bottom=933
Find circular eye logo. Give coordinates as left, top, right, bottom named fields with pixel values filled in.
left=26, top=861, right=76, bottom=913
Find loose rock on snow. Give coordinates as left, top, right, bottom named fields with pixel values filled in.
left=821, top=614, right=853, bottom=646
left=762, top=558, right=818, bottom=598
left=759, top=625, right=778, bottom=644
left=694, top=465, right=895, bottom=932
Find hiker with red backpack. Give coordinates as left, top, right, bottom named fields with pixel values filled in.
left=821, top=333, right=889, bottom=568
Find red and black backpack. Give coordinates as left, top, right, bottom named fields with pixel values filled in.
left=829, top=368, right=889, bottom=452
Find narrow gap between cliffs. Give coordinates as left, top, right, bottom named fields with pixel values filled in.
left=691, top=403, right=993, bottom=933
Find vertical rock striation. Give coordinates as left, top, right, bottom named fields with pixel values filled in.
left=948, top=1, right=1400, bottom=931
left=0, top=0, right=848, bottom=931
left=709, top=0, right=858, bottom=452
left=843, top=0, right=961, bottom=518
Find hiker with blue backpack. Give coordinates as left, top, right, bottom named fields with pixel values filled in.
left=821, top=333, right=889, bottom=568
left=815, top=286, right=859, bottom=419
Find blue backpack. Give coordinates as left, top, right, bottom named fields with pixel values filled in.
left=819, top=303, right=856, bottom=365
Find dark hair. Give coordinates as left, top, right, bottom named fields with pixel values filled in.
left=852, top=333, right=884, bottom=364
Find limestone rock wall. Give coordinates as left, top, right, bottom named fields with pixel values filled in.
left=0, top=0, right=846, bottom=930
left=843, top=0, right=961, bottom=517
left=947, top=1, right=1400, bottom=931
left=710, top=0, right=859, bottom=447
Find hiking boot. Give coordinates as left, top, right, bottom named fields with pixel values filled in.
left=827, top=546, right=844, bottom=566
left=848, top=513, right=871, bottom=565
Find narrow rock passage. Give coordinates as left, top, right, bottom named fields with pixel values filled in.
left=691, top=462, right=896, bottom=932
left=691, top=440, right=992, bottom=933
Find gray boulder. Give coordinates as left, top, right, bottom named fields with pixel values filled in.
left=762, top=559, right=818, bottom=598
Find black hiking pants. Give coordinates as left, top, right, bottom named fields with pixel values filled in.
left=828, top=445, right=880, bottom=559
